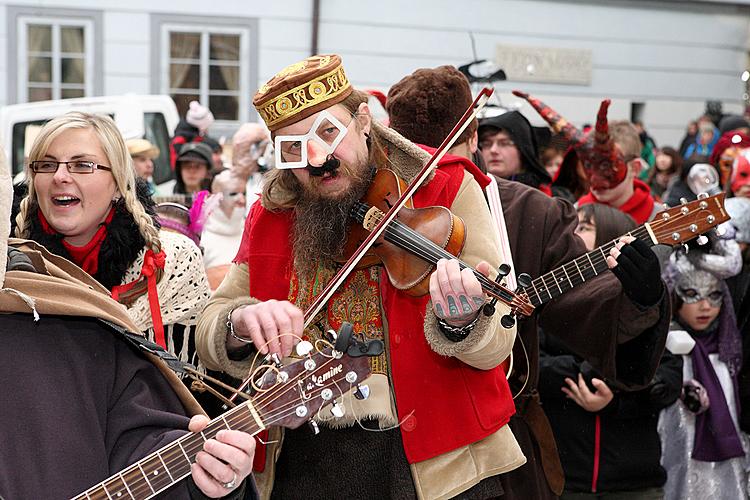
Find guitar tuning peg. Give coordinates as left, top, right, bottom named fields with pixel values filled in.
left=501, top=314, right=515, bottom=329
left=697, top=192, right=709, bottom=199
left=308, top=420, right=320, bottom=435
left=682, top=243, right=689, bottom=254
left=354, top=384, right=370, bottom=400
left=663, top=203, right=670, bottom=210
left=265, top=353, right=283, bottom=368
left=295, top=340, right=314, bottom=357
left=715, top=225, right=726, bottom=237
left=325, top=328, right=337, bottom=343
left=517, top=273, right=532, bottom=288
left=696, top=235, right=709, bottom=246
left=331, top=400, right=345, bottom=418
left=680, top=197, right=688, bottom=205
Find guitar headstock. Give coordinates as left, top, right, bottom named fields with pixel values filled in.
left=649, top=193, right=730, bottom=245
left=250, top=348, right=371, bottom=430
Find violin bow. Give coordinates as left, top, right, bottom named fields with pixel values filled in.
left=302, top=88, right=494, bottom=327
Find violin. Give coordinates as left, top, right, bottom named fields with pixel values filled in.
left=342, top=168, right=535, bottom=314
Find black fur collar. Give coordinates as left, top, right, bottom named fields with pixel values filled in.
left=25, top=179, right=159, bottom=290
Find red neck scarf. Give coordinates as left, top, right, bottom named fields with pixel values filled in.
left=39, top=207, right=116, bottom=276
left=578, top=179, right=655, bottom=224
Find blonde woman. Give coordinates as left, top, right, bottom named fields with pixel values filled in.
left=15, top=112, right=210, bottom=366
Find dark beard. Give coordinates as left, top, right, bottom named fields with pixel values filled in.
left=292, top=163, right=374, bottom=279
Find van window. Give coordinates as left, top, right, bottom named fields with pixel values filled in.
left=11, top=119, right=48, bottom=176
left=144, top=112, right=174, bottom=185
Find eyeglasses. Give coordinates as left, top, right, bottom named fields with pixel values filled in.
left=30, top=160, right=112, bottom=174
left=274, top=111, right=352, bottom=169
left=479, top=138, right=515, bottom=150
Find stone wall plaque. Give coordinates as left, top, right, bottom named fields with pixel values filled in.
left=495, top=44, right=592, bottom=85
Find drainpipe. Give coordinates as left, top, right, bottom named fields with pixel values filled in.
left=311, top=0, right=320, bottom=56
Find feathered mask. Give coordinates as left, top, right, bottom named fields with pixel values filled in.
left=513, top=90, right=628, bottom=190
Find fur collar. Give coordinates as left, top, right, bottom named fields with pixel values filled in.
left=25, top=179, right=159, bottom=290
left=372, top=120, right=434, bottom=184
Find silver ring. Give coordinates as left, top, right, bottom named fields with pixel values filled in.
left=221, top=471, right=238, bottom=489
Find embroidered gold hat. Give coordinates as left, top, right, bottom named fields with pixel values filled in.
left=253, top=54, right=352, bottom=132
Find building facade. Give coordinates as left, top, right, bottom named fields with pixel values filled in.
left=1, top=0, right=749, bottom=145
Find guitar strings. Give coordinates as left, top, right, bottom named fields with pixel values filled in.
left=83, top=354, right=350, bottom=499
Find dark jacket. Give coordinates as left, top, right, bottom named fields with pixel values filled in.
left=539, top=331, right=682, bottom=493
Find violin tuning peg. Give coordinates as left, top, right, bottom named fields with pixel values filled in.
left=354, top=384, right=370, bottom=400
left=331, top=400, right=345, bottom=418
left=500, top=314, right=515, bottom=329
left=496, top=263, right=511, bottom=279
left=295, top=340, right=314, bottom=357
left=696, top=235, right=709, bottom=246
left=308, top=420, right=320, bottom=435
left=482, top=301, right=496, bottom=317
left=517, top=273, right=532, bottom=288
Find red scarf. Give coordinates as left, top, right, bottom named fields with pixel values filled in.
left=578, top=179, right=655, bottom=224
left=39, top=207, right=115, bottom=276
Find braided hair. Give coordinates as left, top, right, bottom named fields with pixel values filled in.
left=15, top=112, right=162, bottom=254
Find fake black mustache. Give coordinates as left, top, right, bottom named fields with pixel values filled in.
left=306, top=155, right=340, bottom=177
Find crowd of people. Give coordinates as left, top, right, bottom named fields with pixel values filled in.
left=2, top=52, right=750, bottom=500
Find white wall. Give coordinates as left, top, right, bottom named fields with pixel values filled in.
left=1, top=0, right=749, bottom=146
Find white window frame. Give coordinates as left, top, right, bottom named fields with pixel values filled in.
left=16, top=16, right=94, bottom=102
left=160, top=23, right=250, bottom=125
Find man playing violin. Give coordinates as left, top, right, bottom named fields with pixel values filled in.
left=196, top=55, right=524, bottom=499
left=386, top=65, right=670, bottom=499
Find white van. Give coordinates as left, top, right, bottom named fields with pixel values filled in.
left=0, top=94, right=179, bottom=185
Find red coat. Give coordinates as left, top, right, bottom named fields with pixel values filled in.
left=235, top=158, right=515, bottom=464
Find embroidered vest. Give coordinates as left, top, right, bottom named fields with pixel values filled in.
left=235, top=157, right=515, bottom=463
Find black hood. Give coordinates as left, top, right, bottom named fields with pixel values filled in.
left=478, top=111, right=551, bottom=185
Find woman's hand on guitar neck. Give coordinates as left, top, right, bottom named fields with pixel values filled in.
left=189, top=414, right=256, bottom=497
left=429, top=258, right=490, bottom=327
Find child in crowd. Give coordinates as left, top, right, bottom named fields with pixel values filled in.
left=658, top=239, right=748, bottom=500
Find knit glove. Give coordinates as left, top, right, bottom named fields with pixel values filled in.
left=681, top=379, right=710, bottom=414
left=611, top=238, right=664, bottom=307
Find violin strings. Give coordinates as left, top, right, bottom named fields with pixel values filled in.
left=380, top=217, right=515, bottom=302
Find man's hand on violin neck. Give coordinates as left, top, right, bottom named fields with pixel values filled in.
left=430, top=259, right=489, bottom=327
left=229, top=300, right=303, bottom=358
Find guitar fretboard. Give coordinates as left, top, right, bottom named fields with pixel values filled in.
left=525, top=225, right=652, bottom=307
left=73, top=404, right=262, bottom=500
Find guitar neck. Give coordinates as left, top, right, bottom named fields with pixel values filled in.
left=73, top=403, right=263, bottom=500
left=526, top=224, right=653, bottom=307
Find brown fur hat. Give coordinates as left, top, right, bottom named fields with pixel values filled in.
left=386, top=65, right=476, bottom=148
